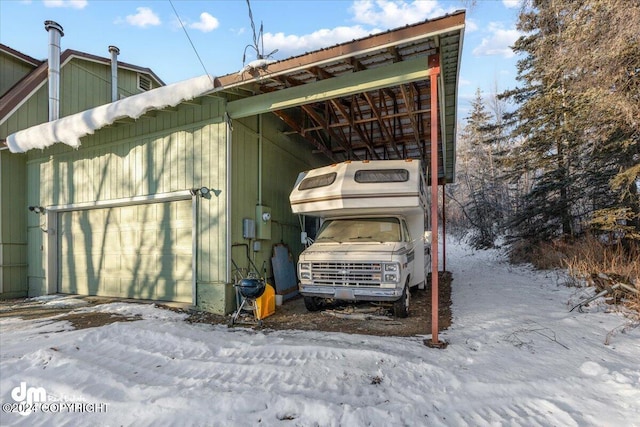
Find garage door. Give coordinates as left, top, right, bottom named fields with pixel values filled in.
left=58, top=200, right=192, bottom=303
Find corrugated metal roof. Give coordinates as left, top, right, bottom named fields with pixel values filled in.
left=218, top=10, right=465, bottom=183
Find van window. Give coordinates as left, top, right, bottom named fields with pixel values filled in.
left=299, top=172, right=337, bottom=190
left=316, top=217, right=401, bottom=243
left=354, top=169, right=409, bottom=183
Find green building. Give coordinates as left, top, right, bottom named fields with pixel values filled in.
left=0, top=21, right=163, bottom=299
left=1, top=12, right=465, bottom=315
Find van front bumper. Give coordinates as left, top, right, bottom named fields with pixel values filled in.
left=299, top=284, right=403, bottom=301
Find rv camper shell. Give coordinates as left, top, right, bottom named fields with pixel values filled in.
left=290, top=160, right=430, bottom=317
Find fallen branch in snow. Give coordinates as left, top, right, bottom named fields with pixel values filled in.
left=604, top=320, right=640, bottom=346
left=504, top=322, right=570, bottom=351
left=530, top=327, right=570, bottom=350
left=570, top=284, right=621, bottom=312
left=571, top=273, right=640, bottom=313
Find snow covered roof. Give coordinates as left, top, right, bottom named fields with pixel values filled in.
left=6, top=74, right=220, bottom=153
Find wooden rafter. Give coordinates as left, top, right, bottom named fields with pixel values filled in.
left=273, top=110, right=337, bottom=161
left=301, top=105, right=360, bottom=160
left=399, top=83, right=425, bottom=159
left=325, top=102, right=351, bottom=152
left=362, top=91, right=401, bottom=158
left=329, top=98, right=380, bottom=159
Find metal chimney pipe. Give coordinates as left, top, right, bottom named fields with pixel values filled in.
left=44, top=20, right=64, bottom=122
left=108, top=45, right=120, bottom=102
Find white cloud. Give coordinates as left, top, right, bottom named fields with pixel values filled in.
left=459, top=77, right=472, bottom=86
left=350, top=0, right=448, bottom=27
left=189, top=12, right=219, bottom=33
left=263, top=26, right=379, bottom=57
left=502, top=0, right=521, bottom=9
left=43, top=0, right=87, bottom=9
left=260, top=1, right=456, bottom=59
left=125, top=7, right=161, bottom=28
left=465, top=19, right=479, bottom=33
left=231, top=27, right=246, bottom=36
left=472, top=23, right=520, bottom=58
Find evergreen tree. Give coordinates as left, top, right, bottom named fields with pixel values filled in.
left=543, top=0, right=640, bottom=235
left=498, top=0, right=640, bottom=242
left=499, top=0, right=584, bottom=241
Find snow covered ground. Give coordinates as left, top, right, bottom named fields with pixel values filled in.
left=1, top=238, right=638, bottom=426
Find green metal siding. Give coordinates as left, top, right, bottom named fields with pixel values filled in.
left=0, top=151, right=28, bottom=298
left=0, top=88, right=49, bottom=139
left=0, top=53, right=35, bottom=96
left=231, top=114, right=327, bottom=286
left=0, top=55, right=165, bottom=299
left=59, top=59, right=150, bottom=115
left=25, top=99, right=228, bottom=310
left=18, top=91, right=327, bottom=312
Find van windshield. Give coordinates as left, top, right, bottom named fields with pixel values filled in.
left=315, top=217, right=401, bottom=243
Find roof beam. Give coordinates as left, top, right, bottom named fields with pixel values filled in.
left=226, top=57, right=432, bottom=119
left=400, top=83, right=425, bottom=159
left=301, top=105, right=361, bottom=160
left=272, top=110, right=337, bottom=162
left=330, top=98, right=380, bottom=159
left=362, top=91, right=401, bottom=158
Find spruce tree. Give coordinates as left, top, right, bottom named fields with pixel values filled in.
left=544, top=0, right=640, bottom=236
left=499, top=0, right=585, bottom=241
left=502, top=0, right=640, bottom=241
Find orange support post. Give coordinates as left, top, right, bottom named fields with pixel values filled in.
left=442, top=183, right=446, bottom=272
left=425, top=53, right=446, bottom=349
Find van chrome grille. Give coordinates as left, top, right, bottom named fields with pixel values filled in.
left=310, top=262, right=382, bottom=286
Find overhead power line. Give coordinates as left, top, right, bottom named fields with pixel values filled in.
left=168, top=0, right=215, bottom=87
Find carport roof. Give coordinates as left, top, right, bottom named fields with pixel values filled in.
left=217, top=10, right=465, bottom=184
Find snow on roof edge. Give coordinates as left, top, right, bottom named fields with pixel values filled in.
left=6, top=74, right=219, bottom=154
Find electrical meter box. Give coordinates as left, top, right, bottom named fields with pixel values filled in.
left=255, top=205, right=272, bottom=240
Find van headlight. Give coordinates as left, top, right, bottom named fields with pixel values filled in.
left=383, top=263, right=400, bottom=282
left=383, top=263, right=399, bottom=272
left=298, top=263, right=311, bottom=280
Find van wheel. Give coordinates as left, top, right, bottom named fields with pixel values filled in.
left=393, top=281, right=410, bottom=318
left=304, top=296, right=322, bottom=312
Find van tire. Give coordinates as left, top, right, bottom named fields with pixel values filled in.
left=393, top=281, right=410, bottom=318
left=304, top=296, right=322, bottom=312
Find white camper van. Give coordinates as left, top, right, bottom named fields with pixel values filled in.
left=289, top=160, right=430, bottom=317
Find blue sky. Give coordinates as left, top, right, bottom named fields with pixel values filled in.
left=0, top=0, right=523, bottom=120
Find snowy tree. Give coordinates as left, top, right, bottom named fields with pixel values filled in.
left=499, top=0, right=639, bottom=242
left=453, top=89, right=512, bottom=248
